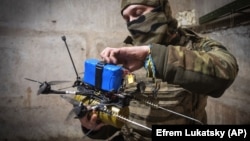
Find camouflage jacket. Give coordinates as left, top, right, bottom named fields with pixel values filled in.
left=82, top=28, right=239, bottom=141
left=150, top=28, right=238, bottom=98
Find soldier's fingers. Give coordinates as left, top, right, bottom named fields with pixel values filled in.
left=79, top=115, right=94, bottom=129
left=100, top=48, right=112, bottom=63
left=90, top=113, right=98, bottom=123
left=90, top=113, right=106, bottom=131
left=101, top=48, right=120, bottom=64
left=109, top=51, right=119, bottom=64
left=100, top=48, right=108, bottom=58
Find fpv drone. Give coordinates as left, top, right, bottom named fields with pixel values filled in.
left=25, top=36, right=203, bottom=133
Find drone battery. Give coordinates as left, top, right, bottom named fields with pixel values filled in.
left=83, top=58, right=123, bottom=92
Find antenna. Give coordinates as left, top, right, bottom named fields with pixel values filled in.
left=61, top=35, right=81, bottom=86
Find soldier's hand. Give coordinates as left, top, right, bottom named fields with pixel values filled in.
left=100, top=46, right=150, bottom=72
left=79, top=110, right=106, bottom=131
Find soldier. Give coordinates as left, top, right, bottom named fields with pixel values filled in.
left=80, top=0, right=239, bottom=140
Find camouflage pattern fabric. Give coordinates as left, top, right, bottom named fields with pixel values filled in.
left=116, top=28, right=238, bottom=140
left=121, top=0, right=173, bottom=21
left=150, top=28, right=239, bottom=98
left=121, top=0, right=178, bottom=46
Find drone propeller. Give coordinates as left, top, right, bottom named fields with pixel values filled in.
left=24, top=78, right=42, bottom=84
left=57, top=86, right=74, bottom=90
left=60, top=95, right=81, bottom=120
left=60, top=95, right=90, bottom=121
left=25, top=78, right=71, bottom=95
left=25, top=78, right=72, bottom=95
left=37, top=82, right=51, bottom=95
left=60, top=95, right=80, bottom=106
left=47, top=80, right=72, bottom=85
left=25, top=78, right=71, bottom=85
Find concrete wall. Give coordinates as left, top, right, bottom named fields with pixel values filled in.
left=0, top=0, right=249, bottom=140
left=0, top=0, right=127, bottom=140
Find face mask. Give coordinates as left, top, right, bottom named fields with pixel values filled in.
left=127, top=9, right=173, bottom=45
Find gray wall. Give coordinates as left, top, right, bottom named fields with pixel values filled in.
left=0, top=0, right=249, bottom=140
left=0, top=0, right=127, bottom=140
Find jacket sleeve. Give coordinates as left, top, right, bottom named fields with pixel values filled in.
left=149, top=38, right=239, bottom=98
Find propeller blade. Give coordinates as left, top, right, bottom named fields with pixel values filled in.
left=57, top=86, right=73, bottom=90
left=24, top=78, right=42, bottom=84
left=65, top=108, right=78, bottom=121
left=48, top=80, right=71, bottom=85
left=61, top=95, right=80, bottom=121
left=61, top=95, right=90, bottom=120
left=65, top=105, right=90, bottom=121
left=60, top=95, right=80, bottom=106
left=25, top=78, right=71, bottom=85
